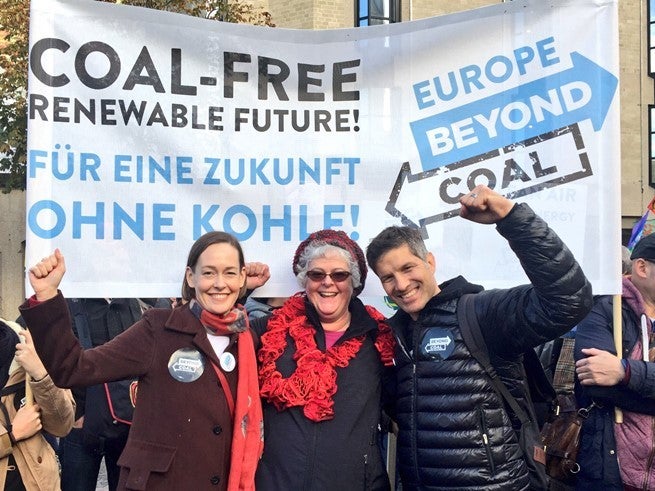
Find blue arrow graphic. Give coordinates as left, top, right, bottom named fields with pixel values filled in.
left=410, top=52, right=618, bottom=172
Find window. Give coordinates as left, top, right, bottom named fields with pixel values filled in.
left=356, top=0, right=400, bottom=26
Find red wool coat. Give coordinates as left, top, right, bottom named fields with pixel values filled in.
left=20, top=293, right=239, bottom=491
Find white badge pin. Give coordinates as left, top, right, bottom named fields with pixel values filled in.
left=219, top=352, right=236, bottom=372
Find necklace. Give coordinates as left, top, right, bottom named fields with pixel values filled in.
left=258, top=293, right=395, bottom=422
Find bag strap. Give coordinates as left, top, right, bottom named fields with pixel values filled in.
left=68, top=299, right=92, bottom=350
left=0, top=382, right=25, bottom=398
left=457, top=294, right=530, bottom=425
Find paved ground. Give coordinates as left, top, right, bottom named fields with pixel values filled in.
left=95, top=459, right=108, bottom=491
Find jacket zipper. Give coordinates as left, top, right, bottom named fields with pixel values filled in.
left=411, top=362, right=419, bottom=484
left=392, top=326, right=419, bottom=484
left=302, top=424, right=319, bottom=491
left=476, top=405, right=496, bottom=476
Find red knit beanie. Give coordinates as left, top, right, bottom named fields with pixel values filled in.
left=293, top=229, right=367, bottom=296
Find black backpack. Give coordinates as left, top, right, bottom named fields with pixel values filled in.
left=458, top=294, right=555, bottom=491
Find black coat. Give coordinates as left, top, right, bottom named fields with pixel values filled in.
left=252, top=296, right=391, bottom=491
left=388, top=203, right=592, bottom=491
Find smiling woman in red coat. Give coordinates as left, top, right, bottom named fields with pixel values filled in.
left=19, top=231, right=263, bottom=491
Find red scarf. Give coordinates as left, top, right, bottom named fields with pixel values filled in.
left=258, top=293, right=395, bottom=422
left=191, top=301, right=263, bottom=491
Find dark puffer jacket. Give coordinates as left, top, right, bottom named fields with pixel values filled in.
left=388, top=203, right=592, bottom=491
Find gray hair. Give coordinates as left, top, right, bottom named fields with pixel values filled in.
left=295, top=242, right=362, bottom=292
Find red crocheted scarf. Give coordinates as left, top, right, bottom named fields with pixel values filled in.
left=257, top=294, right=395, bottom=422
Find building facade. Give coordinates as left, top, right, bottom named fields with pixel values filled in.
left=0, top=0, right=651, bottom=320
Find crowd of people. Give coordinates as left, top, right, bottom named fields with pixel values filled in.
left=5, top=184, right=654, bottom=490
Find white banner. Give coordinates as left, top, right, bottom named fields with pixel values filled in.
left=25, top=0, right=621, bottom=300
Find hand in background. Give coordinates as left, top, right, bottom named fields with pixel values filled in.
left=11, top=404, right=42, bottom=441
left=14, top=329, right=47, bottom=381
left=576, top=348, right=624, bottom=386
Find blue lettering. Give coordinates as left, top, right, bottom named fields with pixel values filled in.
left=262, top=205, right=291, bottom=241
left=323, top=205, right=345, bottom=229
left=73, top=201, right=104, bottom=239
left=223, top=205, right=256, bottom=241
left=193, top=204, right=220, bottom=238
left=28, top=150, right=47, bottom=179
left=204, top=158, right=221, bottom=185
left=28, top=200, right=65, bottom=238
left=115, top=155, right=131, bottom=182
left=413, top=80, right=434, bottom=110
left=113, top=202, right=144, bottom=240
left=176, top=157, right=193, bottom=184
left=153, top=203, right=175, bottom=240
left=250, top=159, right=270, bottom=185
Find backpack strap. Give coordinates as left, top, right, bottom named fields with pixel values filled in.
left=0, top=382, right=25, bottom=397
left=457, top=293, right=530, bottom=425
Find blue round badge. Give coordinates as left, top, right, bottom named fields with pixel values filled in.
left=419, top=328, right=455, bottom=361
left=168, top=348, right=205, bottom=382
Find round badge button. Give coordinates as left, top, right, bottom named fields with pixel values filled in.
left=168, top=348, right=205, bottom=382
left=219, top=352, right=236, bottom=372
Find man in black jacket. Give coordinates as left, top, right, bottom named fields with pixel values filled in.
left=366, top=184, right=592, bottom=491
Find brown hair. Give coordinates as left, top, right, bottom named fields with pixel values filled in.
left=181, top=231, right=247, bottom=301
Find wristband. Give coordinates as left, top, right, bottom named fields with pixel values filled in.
left=620, top=358, right=631, bottom=385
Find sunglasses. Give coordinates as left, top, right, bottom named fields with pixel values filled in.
left=306, top=270, right=352, bottom=283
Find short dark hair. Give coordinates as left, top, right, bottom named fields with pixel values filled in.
left=366, top=226, right=429, bottom=274
left=181, top=231, right=246, bottom=301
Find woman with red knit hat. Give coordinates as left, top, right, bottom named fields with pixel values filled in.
left=253, top=229, right=396, bottom=490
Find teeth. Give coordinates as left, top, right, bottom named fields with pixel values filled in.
left=399, top=288, right=417, bottom=300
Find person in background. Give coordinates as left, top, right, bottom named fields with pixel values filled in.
left=574, top=233, right=655, bottom=490
left=19, top=231, right=264, bottom=491
left=55, top=297, right=149, bottom=491
left=365, top=184, right=592, bottom=491
left=0, top=318, right=75, bottom=491
left=621, top=245, right=633, bottom=275
left=244, top=297, right=287, bottom=320
left=252, top=229, right=395, bottom=490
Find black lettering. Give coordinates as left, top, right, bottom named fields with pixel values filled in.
left=30, top=38, right=70, bottom=87
left=258, top=57, right=290, bottom=101
left=501, top=158, right=530, bottom=188
left=224, top=52, right=251, bottom=98
left=439, top=177, right=463, bottom=204
left=29, top=93, right=49, bottom=120
left=531, top=151, right=557, bottom=178
left=333, top=59, right=360, bottom=101
left=467, top=167, right=496, bottom=190
left=123, top=47, right=165, bottom=93
left=171, top=48, right=196, bottom=96
left=75, top=41, right=120, bottom=90
left=298, top=63, right=324, bottom=102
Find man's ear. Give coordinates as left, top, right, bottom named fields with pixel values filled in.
left=633, top=258, right=648, bottom=278
left=426, top=252, right=436, bottom=274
